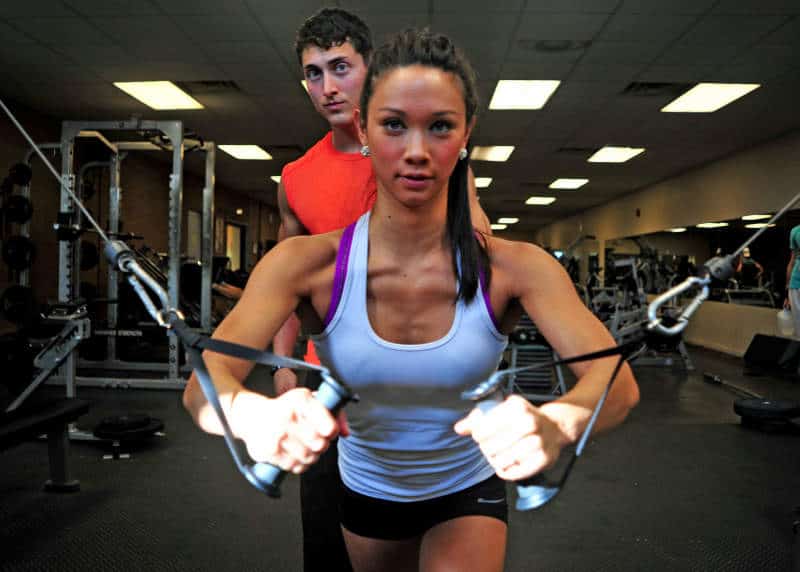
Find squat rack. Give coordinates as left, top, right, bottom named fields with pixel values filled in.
left=56, top=119, right=216, bottom=390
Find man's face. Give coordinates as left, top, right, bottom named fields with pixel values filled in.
left=300, top=41, right=368, bottom=129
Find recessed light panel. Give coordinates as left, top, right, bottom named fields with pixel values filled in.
left=587, top=146, right=645, bottom=163
left=696, top=222, right=729, bottom=228
left=488, top=80, right=561, bottom=110
left=113, top=81, right=203, bottom=110
left=661, top=83, right=760, bottom=113
left=549, top=178, right=588, bottom=190
left=525, top=196, right=556, bottom=205
left=219, top=145, right=272, bottom=160
left=471, top=146, right=515, bottom=162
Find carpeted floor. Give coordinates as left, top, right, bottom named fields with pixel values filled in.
left=1, top=345, right=798, bottom=571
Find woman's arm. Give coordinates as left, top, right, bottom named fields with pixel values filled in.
left=182, top=236, right=340, bottom=473
left=514, top=242, right=639, bottom=440
left=456, top=240, right=639, bottom=481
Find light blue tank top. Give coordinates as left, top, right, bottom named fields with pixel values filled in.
left=311, top=212, right=508, bottom=502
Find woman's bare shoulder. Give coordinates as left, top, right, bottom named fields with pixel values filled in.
left=247, top=229, right=344, bottom=292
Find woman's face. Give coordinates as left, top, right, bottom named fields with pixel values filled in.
left=360, top=65, right=472, bottom=208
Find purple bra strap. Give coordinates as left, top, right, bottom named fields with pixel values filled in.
left=323, top=221, right=357, bottom=327
left=478, top=266, right=501, bottom=331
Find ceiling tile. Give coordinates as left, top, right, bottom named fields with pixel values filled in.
left=432, top=13, right=518, bottom=61
left=715, top=44, right=799, bottom=81
left=154, top=0, right=250, bottom=14
left=434, top=0, right=523, bottom=11
left=173, top=15, right=267, bottom=43
left=570, top=62, right=646, bottom=82
left=514, top=12, right=611, bottom=42
left=615, top=0, right=717, bottom=14
left=0, top=42, right=76, bottom=66
left=0, top=20, right=39, bottom=43
left=656, top=42, right=742, bottom=67
left=55, top=43, right=143, bottom=66
left=94, top=61, right=224, bottom=82
left=338, top=0, right=428, bottom=13
left=637, top=65, right=717, bottom=83
left=356, top=13, right=430, bottom=44
left=0, top=1, right=75, bottom=18
left=64, top=0, right=161, bottom=16
left=761, top=16, right=800, bottom=44
left=523, top=0, right=618, bottom=12
left=205, top=42, right=284, bottom=64
left=711, top=0, right=800, bottom=15
left=216, top=62, right=295, bottom=91
left=473, top=111, right=538, bottom=141
left=12, top=17, right=114, bottom=45
left=499, top=60, right=577, bottom=81
left=599, top=13, right=696, bottom=44
left=580, top=41, right=666, bottom=65
left=680, top=14, right=788, bottom=46
left=90, top=15, right=193, bottom=46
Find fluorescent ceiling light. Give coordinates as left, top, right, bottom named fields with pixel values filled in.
left=741, top=214, right=771, bottom=221
left=219, top=145, right=272, bottom=160
left=498, top=217, right=519, bottom=224
left=668, top=227, right=687, bottom=233
left=490, top=223, right=507, bottom=230
left=696, top=222, right=729, bottom=228
left=471, top=146, right=514, bottom=162
left=270, top=176, right=281, bottom=183
left=525, top=196, right=556, bottom=205
left=113, top=81, right=203, bottom=110
left=661, top=83, right=760, bottom=113
left=474, top=177, right=493, bottom=188
left=549, top=178, right=588, bottom=190
left=588, top=146, right=645, bottom=163
left=488, top=80, right=561, bottom=110
left=745, top=223, right=776, bottom=229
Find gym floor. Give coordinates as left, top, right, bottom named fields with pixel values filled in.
left=1, top=346, right=798, bottom=572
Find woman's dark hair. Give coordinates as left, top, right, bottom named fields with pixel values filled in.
left=295, top=8, right=372, bottom=63
left=360, top=29, right=489, bottom=303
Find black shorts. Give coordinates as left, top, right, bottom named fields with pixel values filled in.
left=339, top=475, right=508, bottom=540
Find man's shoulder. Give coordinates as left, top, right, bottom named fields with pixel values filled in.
left=281, top=132, right=332, bottom=179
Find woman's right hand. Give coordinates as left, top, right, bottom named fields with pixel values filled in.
left=231, top=388, right=343, bottom=474
left=785, top=297, right=791, bottom=310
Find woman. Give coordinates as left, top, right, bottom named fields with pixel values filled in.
left=183, top=29, right=639, bottom=572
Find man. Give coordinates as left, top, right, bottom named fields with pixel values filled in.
left=735, top=247, right=763, bottom=288
left=271, top=9, right=491, bottom=571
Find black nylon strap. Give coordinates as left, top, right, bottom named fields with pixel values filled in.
left=169, top=310, right=642, bottom=498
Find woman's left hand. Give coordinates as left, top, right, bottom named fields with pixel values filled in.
left=454, top=395, right=569, bottom=481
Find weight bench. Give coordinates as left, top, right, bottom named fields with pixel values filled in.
left=0, top=398, right=89, bottom=492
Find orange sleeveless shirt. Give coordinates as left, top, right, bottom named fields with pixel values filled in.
left=281, top=132, right=377, bottom=362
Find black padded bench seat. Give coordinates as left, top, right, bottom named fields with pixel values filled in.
left=0, top=398, right=89, bottom=492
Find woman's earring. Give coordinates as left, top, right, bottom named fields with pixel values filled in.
left=360, top=145, right=371, bottom=157
left=459, top=148, right=468, bottom=160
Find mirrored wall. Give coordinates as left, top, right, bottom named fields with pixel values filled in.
left=602, top=209, right=800, bottom=308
